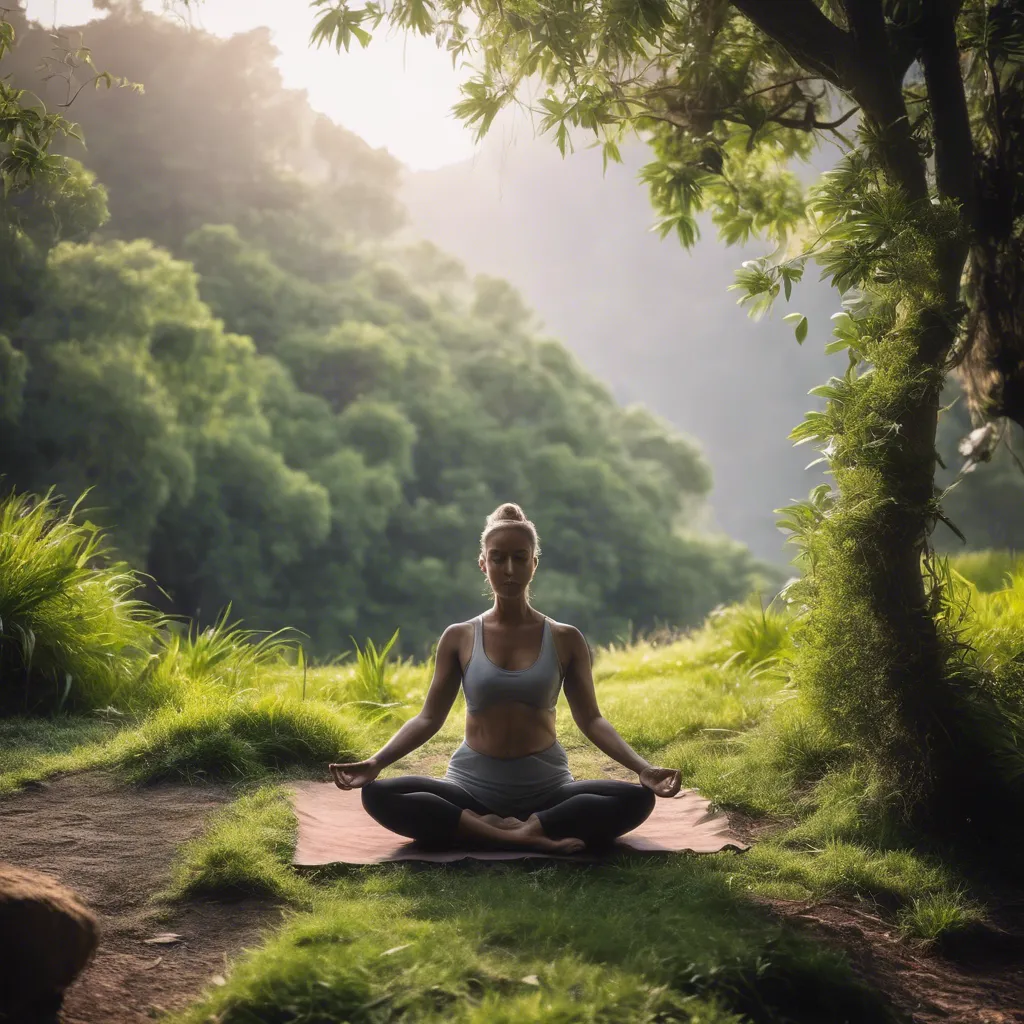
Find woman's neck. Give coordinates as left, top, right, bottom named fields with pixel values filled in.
left=489, top=597, right=536, bottom=623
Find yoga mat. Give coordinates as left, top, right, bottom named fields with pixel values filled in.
left=290, top=782, right=750, bottom=865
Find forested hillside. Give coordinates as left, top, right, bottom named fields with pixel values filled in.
left=0, top=7, right=767, bottom=655
left=402, top=113, right=1024, bottom=559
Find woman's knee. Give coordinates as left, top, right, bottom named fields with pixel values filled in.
left=360, top=779, right=389, bottom=818
left=625, top=783, right=656, bottom=822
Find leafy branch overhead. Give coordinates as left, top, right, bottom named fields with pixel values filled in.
left=1, top=12, right=139, bottom=243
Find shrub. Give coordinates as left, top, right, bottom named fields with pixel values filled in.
left=0, top=489, right=159, bottom=714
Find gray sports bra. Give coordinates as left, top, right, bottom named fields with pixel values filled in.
left=462, top=614, right=563, bottom=714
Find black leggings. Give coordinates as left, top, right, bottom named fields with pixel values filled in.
left=361, top=776, right=656, bottom=847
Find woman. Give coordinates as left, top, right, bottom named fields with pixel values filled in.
left=329, top=502, right=682, bottom=855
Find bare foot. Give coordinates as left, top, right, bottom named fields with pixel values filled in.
left=503, top=815, right=586, bottom=855
left=456, top=810, right=585, bottom=853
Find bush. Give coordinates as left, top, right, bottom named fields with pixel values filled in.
left=0, top=489, right=159, bottom=714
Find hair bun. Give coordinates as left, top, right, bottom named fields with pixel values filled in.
left=489, top=502, right=527, bottom=523
left=480, top=501, right=541, bottom=562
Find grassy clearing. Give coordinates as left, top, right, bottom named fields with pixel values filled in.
left=6, top=568, right=1022, bottom=1020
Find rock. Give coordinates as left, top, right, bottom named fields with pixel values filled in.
left=0, top=862, right=98, bottom=1023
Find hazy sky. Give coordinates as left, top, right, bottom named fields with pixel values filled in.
left=25, top=0, right=475, bottom=169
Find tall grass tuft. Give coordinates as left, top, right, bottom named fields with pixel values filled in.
left=148, top=608, right=297, bottom=701
left=345, top=628, right=405, bottom=716
left=0, top=489, right=160, bottom=714
left=710, top=597, right=794, bottom=672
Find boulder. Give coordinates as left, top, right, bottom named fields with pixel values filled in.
left=0, top=862, right=98, bottom=1023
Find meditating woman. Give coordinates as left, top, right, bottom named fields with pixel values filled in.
left=329, top=502, right=682, bottom=854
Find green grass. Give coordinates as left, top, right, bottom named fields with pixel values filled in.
left=7, top=552, right=1024, bottom=1020
left=949, top=550, right=1024, bottom=593
left=161, top=785, right=314, bottom=905
left=0, top=715, right=128, bottom=794
left=171, top=861, right=894, bottom=1024
left=0, top=489, right=161, bottom=715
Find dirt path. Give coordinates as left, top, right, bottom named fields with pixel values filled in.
left=764, top=896, right=1024, bottom=1024
left=0, top=772, right=282, bottom=1023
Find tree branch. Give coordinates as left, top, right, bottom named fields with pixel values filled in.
left=731, top=0, right=927, bottom=200
left=770, top=106, right=860, bottom=131
left=920, top=0, right=975, bottom=291
left=729, top=0, right=857, bottom=87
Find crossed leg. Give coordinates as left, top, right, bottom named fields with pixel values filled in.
left=361, top=776, right=655, bottom=853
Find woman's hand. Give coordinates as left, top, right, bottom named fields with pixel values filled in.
left=639, top=766, right=682, bottom=798
left=329, top=760, right=380, bottom=790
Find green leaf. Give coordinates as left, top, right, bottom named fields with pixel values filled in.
left=783, top=313, right=808, bottom=344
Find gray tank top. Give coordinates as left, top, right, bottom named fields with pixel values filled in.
left=462, top=614, right=563, bottom=714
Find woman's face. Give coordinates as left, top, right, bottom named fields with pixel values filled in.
left=480, top=526, right=537, bottom=597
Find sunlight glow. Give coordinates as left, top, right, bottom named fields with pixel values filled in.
left=22, top=0, right=476, bottom=169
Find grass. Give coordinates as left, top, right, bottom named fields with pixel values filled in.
left=160, top=785, right=314, bottom=905
left=171, top=861, right=895, bottom=1024
left=0, top=489, right=161, bottom=715
left=949, top=550, right=1024, bottom=593
left=0, top=714, right=128, bottom=795
left=4, top=560, right=1021, bottom=1019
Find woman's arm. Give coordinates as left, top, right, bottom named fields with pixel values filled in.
left=562, top=626, right=681, bottom=797
left=330, top=624, right=463, bottom=788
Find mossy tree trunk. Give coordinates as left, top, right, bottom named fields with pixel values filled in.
left=741, top=2, right=977, bottom=804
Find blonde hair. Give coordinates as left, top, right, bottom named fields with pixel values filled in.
left=479, top=502, right=541, bottom=558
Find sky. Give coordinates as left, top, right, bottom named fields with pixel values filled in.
left=23, top=0, right=477, bottom=169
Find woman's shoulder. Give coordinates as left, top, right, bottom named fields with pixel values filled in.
left=439, top=618, right=478, bottom=640
left=536, top=616, right=591, bottom=675
left=539, top=614, right=583, bottom=640
left=539, top=615, right=589, bottom=663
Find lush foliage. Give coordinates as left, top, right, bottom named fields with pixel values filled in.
left=308, top=0, right=1024, bottom=812
left=0, top=489, right=160, bottom=714
left=0, top=9, right=770, bottom=656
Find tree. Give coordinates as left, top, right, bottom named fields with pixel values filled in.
left=310, top=0, right=1024, bottom=813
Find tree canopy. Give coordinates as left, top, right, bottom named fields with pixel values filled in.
left=0, top=6, right=768, bottom=656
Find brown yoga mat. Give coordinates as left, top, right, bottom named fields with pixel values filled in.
left=290, top=782, right=750, bottom=865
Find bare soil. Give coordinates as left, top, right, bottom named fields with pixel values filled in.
left=1, top=770, right=1022, bottom=1023
left=767, top=896, right=1024, bottom=1024
left=0, top=772, right=283, bottom=1023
